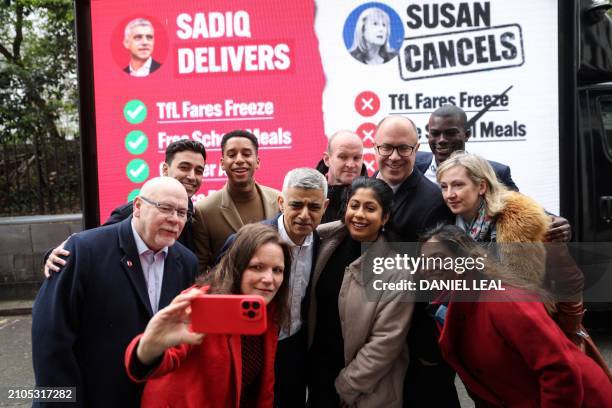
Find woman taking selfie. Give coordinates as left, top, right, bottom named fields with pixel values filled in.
left=418, top=224, right=612, bottom=406
left=307, top=177, right=413, bottom=407
left=125, top=223, right=291, bottom=407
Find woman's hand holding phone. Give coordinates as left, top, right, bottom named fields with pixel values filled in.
left=136, top=287, right=207, bottom=365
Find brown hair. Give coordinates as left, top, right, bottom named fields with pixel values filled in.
left=197, top=223, right=292, bottom=330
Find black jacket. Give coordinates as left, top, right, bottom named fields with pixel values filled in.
left=415, top=151, right=519, bottom=191
left=32, top=217, right=197, bottom=407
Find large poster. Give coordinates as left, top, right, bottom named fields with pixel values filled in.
left=89, top=0, right=559, bottom=221
left=90, top=1, right=326, bottom=220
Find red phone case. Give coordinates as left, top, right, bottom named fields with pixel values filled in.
left=190, top=294, right=267, bottom=335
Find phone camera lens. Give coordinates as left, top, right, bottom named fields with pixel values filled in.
left=252, top=302, right=260, bottom=309
left=247, top=310, right=256, bottom=319
left=242, top=301, right=250, bottom=309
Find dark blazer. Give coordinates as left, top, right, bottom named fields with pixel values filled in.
left=32, top=217, right=197, bottom=407
left=415, top=151, right=519, bottom=191
left=385, top=168, right=454, bottom=243
left=123, top=58, right=161, bottom=75
left=104, top=200, right=196, bottom=252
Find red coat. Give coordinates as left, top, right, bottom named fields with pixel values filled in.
left=438, top=289, right=612, bottom=407
left=125, top=322, right=278, bottom=408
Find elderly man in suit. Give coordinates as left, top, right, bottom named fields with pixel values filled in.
left=193, top=130, right=280, bottom=273
left=416, top=104, right=570, bottom=242
left=32, top=177, right=197, bottom=407
left=43, top=140, right=206, bottom=277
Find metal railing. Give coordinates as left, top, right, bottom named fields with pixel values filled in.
left=0, top=135, right=82, bottom=216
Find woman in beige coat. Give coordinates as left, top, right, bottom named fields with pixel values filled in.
left=307, top=177, right=414, bottom=407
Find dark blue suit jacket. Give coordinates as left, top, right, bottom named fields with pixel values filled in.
left=32, top=217, right=197, bottom=407
left=415, top=151, right=519, bottom=191
left=377, top=168, right=454, bottom=243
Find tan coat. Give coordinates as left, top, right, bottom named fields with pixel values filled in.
left=308, top=221, right=414, bottom=407
left=192, top=183, right=280, bottom=273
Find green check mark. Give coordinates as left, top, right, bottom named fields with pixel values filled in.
left=124, top=100, right=147, bottom=124
left=126, top=159, right=149, bottom=183
left=125, top=130, right=148, bottom=155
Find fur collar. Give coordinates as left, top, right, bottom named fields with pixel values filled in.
left=496, top=191, right=548, bottom=243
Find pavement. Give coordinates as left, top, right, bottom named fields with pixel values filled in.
left=0, top=299, right=34, bottom=317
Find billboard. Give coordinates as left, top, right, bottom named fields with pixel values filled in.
left=85, top=0, right=559, bottom=222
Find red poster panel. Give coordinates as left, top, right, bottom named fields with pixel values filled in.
left=89, top=1, right=326, bottom=221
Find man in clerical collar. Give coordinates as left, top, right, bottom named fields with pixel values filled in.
left=123, top=18, right=161, bottom=77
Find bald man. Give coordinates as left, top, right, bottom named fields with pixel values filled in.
left=373, top=117, right=459, bottom=407
left=32, top=177, right=197, bottom=408
left=317, top=130, right=367, bottom=223
left=374, top=116, right=452, bottom=242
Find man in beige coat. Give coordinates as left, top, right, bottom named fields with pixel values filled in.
left=193, top=130, right=280, bottom=273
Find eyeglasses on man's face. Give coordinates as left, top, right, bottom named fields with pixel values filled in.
left=375, top=144, right=416, bottom=158
left=139, top=196, right=190, bottom=219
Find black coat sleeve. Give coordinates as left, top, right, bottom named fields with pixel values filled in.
left=103, top=202, right=133, bottom=226
left=32, top=236, right=86, bottom=401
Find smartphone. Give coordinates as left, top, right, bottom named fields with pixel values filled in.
left=190, top=294, right=267, bottom=335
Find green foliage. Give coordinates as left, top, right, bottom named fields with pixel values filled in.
left=0, top=0, right=81, bottom=215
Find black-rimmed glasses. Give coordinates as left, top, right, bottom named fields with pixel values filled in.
left=139, top=196, right=190, bottom=219
left=375, top=144, right=416, bottom=158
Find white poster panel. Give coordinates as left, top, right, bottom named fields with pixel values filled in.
left=315, top=0, right=560, bottom=213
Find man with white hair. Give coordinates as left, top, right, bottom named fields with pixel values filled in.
left=219, top=167, right=329, bottom=407
left=123, top=17, right=161, bottom=76
left=32, top=177, right=197, bottom=407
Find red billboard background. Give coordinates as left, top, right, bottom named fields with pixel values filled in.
left=89, top=1, right=326, bottom=222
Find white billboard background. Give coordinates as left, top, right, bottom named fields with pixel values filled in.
left=315, top=0, right=560, bottom=213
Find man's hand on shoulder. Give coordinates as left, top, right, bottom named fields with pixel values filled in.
left=43, top=237, right=72, bottom=278
left=546, top=215, right=572, bottom=242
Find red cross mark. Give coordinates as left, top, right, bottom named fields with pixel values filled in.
left=356, top=122, right=377, bottom=147
left=362, top=152, right=378, bottom=176
left=355, top=91, right=380, bottom=117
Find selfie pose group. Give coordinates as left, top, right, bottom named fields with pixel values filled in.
left=32, top=104, right=611, bottom=407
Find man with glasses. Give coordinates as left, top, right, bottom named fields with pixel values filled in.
left=374, top=115, right=459, bottom=408
left=44, top=140, right=206, bottom=276
left=32, top=177, right=197, bottom=407
left=374, top=115, right=452, bottom=242
left=416, top=104, right=570, bottom=242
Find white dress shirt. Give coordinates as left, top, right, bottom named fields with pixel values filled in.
left=131, top=220, right=168, bottom=314
left=277, top=215, right=314, bottom=340
left=128, top=57, right=153, bottom=77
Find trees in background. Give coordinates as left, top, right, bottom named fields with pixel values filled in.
left=0, top=0, right=81, bottom=215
